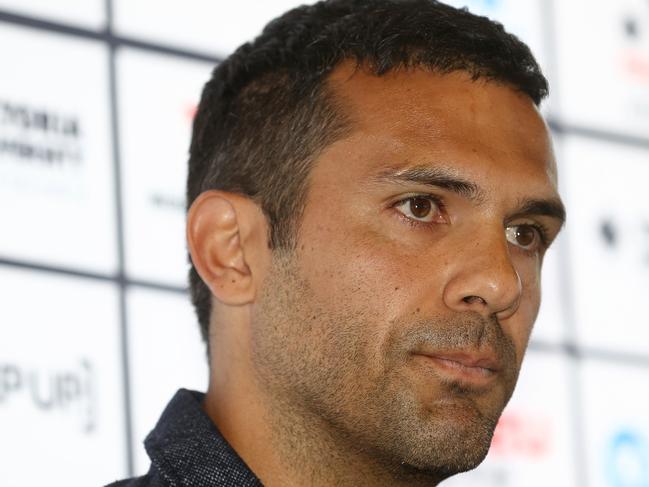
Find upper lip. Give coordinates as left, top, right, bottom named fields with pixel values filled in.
left=415, top=350, right=501, bottom=372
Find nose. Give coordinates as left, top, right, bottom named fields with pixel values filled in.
left=442, top=232, right=523, bottom=320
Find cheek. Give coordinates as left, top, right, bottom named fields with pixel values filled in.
left=297, top=221, right=436, bottom=328
left=293, top=231, right=422, bottom=382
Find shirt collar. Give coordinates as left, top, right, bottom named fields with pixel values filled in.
left=144, top=389, right=263, bottom=487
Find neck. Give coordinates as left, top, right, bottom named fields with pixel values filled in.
left=203, top=361, right=444, bottom=487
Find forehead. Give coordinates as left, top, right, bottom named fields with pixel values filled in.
left=323, top=63, right=558, bottom=192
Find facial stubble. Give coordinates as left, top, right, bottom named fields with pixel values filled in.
left=250, top=251, right=521, bottom=484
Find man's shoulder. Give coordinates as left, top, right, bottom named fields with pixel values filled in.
left=104, top=477, right=150, bottom=487
left=104, top=469, right=162, bottom=487
left=103, top=388, right=262, bottom=487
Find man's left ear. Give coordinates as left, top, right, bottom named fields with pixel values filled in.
left=186, top=190, right=270, bottom=306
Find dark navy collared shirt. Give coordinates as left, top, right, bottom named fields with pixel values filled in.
left=106, top=389, right=263, bottom=487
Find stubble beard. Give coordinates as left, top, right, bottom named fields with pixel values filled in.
left=250, top=252, right=520, bottom=484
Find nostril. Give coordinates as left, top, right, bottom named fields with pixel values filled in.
left=463, top=295, right=486, bottom=305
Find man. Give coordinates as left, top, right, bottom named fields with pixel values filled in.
left=110, top=0, right=565, bottom=485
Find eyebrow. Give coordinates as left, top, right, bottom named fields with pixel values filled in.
left=372, top=166, right=485, bottom=203
left=513, top=198, right=567, bottom=227
left=372, top=165, right=567, bottom=226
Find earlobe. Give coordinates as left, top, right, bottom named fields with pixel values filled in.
left=186, top=190, right=263, bottom=306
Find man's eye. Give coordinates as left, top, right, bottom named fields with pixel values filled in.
left=505, top=224, right=543, bottom=251
left=394, top=196, right=441, bottom=223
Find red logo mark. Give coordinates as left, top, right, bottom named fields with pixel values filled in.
left=489, top=410, right=552, bottom=459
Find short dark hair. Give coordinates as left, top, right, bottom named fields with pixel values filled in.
left=186, top=0, right=548, bottom=346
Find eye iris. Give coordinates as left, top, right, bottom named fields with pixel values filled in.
left=515, top=226, right=536, bottom=247
left=410, top=198, right=432, bottom=219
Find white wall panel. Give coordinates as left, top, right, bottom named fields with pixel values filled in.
left=0, top=25, right=117, bottom=274
left=554, top=0, right=649, bottom=137
left=117, top=49, right=213, bottom=287
left=114, top=0, right=317, bottom=57
left=0, top=0, right=105, bottom=30
left=581, top=359, right=649, bottom=487
left=0, top=268, right=125, bottom=487
left=563, top=137, right=649, bottom=355
left=530, top=235, right=568, bottom=345
left=126, top=287, right=209, bottom=476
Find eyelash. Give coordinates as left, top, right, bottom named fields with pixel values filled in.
left=390, top=194, right=446, bottom=228
left=391, top=194, right=552, bottom=251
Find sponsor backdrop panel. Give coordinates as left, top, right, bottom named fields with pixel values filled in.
left=114, top=0, right=317, bottom=57
left=554, top=0, right=649, bottom=137
left=0, top=0, right=105, bottom=30
left=0, top=24, right=117, bottom=274
left=443, top=352, right=577, bottom=487
left=580, top=359, right=649, bottom=487
left=563, top=136, right=649, bottom=356
left=117, top=48, right=213, bottom=287
left=0, top=267, right=126, bottom=487
left=126, top=287, right=209, bottom=475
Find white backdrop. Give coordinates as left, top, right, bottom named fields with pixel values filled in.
left=1, top=1, right=648, bottom=486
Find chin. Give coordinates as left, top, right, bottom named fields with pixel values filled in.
left=375, top=395, right=499, bottom=480
left=386, top=433, right=492, bottom=485
left=407, top=425, right=493, bottom=473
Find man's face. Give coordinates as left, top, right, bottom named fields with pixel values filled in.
left=250, top=66, right=564, bottom=479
